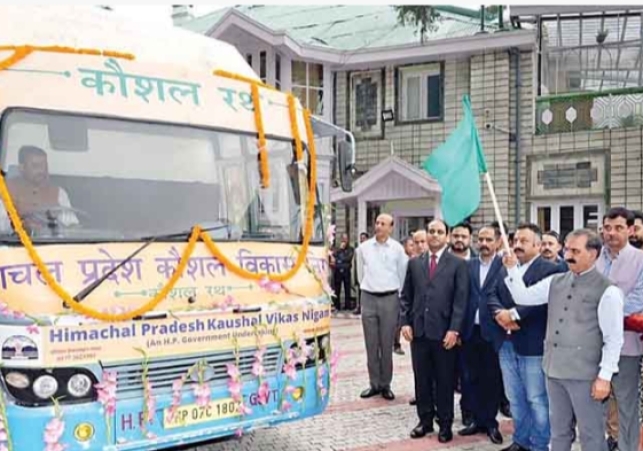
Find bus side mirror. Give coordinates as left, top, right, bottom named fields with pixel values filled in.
left=337, top=140, right=353, bottom=192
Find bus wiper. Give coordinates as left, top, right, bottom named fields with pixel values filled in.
left=67, top=225, right=228, bottom=307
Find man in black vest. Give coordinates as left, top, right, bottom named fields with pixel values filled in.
left=503, top=229, right=624, bottom=451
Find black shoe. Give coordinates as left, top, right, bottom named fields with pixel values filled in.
left=410, top=422, right=434, bottom=439
left=381, top=388, right=395, bottom=400
left=438, top=427, right=453, bottom=443
left=409, top=398, right=416, bottom=406
left=458, top=423, right=485, bottom=436
left=393, top=346, right=405, bottom=355
left=501, top=443, right=530, bottom=451
left=607, top=437, right=618, bottom=451
left=360, top=387, right=380, bottom=398
left=487, top=427, right=503, bottom=445
left=461, top=412, right=474, bottom=427
left=500, top=401, right=512, bottom=418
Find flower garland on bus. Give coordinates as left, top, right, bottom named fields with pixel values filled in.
left=0, top=45, right=133, bottom=72
left=250, top=83, right=270, bottom=188
left=0, top=54, right=318, bottom=322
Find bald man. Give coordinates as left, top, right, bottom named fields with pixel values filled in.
left=356, top=214, right=409, bottom=400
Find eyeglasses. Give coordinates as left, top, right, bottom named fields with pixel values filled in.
left=428, top=229, right=446, bottom=235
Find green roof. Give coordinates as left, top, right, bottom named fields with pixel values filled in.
left=180, top=5, right=508, bottom=51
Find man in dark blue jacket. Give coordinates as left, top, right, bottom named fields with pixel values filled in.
left=487, top=223, right=564, bottom=451
left=458, top=224, right=504, bottom=444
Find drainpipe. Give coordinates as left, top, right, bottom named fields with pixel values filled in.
left=512, top=48, right=522, bottom=226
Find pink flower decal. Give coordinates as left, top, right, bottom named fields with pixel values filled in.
left=222, top=295, right=236, bottom=309
left=226, top=363, right=241, bottom=380
left=227, top=379, right=242, bottom=402
left=43, top=411, right=65, bottom=451
left=238, top=403, right=252, bottom=416
left=193, top=383, right=211, bottom=408
left=143, top=380, right=156, bottom=423
left=26, top=324, right=39, bottom=335
left=95, top=371, right=118, bottom=417
left=258, top=277, right=284, bottom=294
left=282, top=361, right=297, bottom=381
left=280, top=400, right=292, bottom=412
left=257, top=381, right=270, bottom=405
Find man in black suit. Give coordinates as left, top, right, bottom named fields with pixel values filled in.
left=487, top=223, right=563, bottom=451
left=400, top=219, right=469, bottom=443
left=458, top=224, right=504, bottom=444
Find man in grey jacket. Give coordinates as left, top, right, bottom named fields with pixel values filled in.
left=502, top=228, right=624, bottom=451
left=597, top=207, right=643, bottom=451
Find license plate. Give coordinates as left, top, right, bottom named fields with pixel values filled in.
left=163, top=398, right=240, bottom=429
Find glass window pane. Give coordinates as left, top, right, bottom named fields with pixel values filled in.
left=259, top=51, right=267, bottom=83
left=583, top=205, right=599, bottom=231
left=292, top=60, right=307, bottom=86
left=292, top=86, right=307, bottom=109
left=275, top=53, right=281, bottom=89
left=427, top=74, right=442, bottom=118
left=308, top=88, right=324, bottom=115
left=560, top=206, right=575, bottom=239
left=309, top=63, right=324, bottom=88
left=405, top=76, right=421, bottom=120
left=537, top=206, right=551, bottom=232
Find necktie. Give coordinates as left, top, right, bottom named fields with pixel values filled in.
left=429, top=254, right=437, bottom=279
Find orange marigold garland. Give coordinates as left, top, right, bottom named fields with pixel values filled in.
left=251, top=82, right=270, bottom=189
left=212, top=69, right=277, bottom=91
left=0, top=53, right=318, bottom=321
left=0, top=167, right=201, bottom=321
left=0, top=45, right=134, bottom=71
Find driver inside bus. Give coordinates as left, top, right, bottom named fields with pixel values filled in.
left=0, top=145, right=79, bottom=233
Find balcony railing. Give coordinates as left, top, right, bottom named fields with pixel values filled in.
left=536, top=87, right=643, bottom=135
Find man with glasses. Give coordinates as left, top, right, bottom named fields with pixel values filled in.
left=401, top=219, right=469, bottom=443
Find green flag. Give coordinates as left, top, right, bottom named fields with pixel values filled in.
left=422, top=95, right=488, bottom=227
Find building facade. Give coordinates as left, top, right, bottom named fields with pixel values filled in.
left=175, top=5, right=633, bottom=241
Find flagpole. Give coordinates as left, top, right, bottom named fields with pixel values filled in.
left=483, top=172, right=512, bottom=255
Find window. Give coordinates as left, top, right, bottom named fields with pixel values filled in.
left=291, top=60, right=324, bottom=116
left=350, top=70, right=382, bottom=136
left=0, top=109, right=317, bottom=243
left=259, top=51, right=267, bottom=84
left=245, top=53, right=252, bottom=68
left=275, top=53, right=281, bottom=90
left=531, top=201, right=604, bottom=237
left=397, top=63, right=442, bottom=122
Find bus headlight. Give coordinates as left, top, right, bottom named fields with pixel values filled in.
left=4, top=371, right=29, bottom=389
left=67, top=374, right=92, bottom=397
left=33, top=375, right=58, bottom=399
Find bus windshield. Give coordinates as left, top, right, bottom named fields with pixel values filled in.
left=0, top=109, right=321, bottom=244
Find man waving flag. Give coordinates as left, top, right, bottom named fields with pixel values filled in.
left=423, top=95, right=510, bottom=252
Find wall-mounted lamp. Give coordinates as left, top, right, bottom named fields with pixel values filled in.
left=381, top=108, right=395, bottom=123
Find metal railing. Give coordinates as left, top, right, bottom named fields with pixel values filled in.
left=536, top=87, right=643, bottom=134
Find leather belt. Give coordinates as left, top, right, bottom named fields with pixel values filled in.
left=361, top=289, right=398, bottom=297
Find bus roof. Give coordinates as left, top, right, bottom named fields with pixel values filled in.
left=0, top=5, right=259, bottom=81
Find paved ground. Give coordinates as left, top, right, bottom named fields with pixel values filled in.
left=186, top=313, right=528, bottom=451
